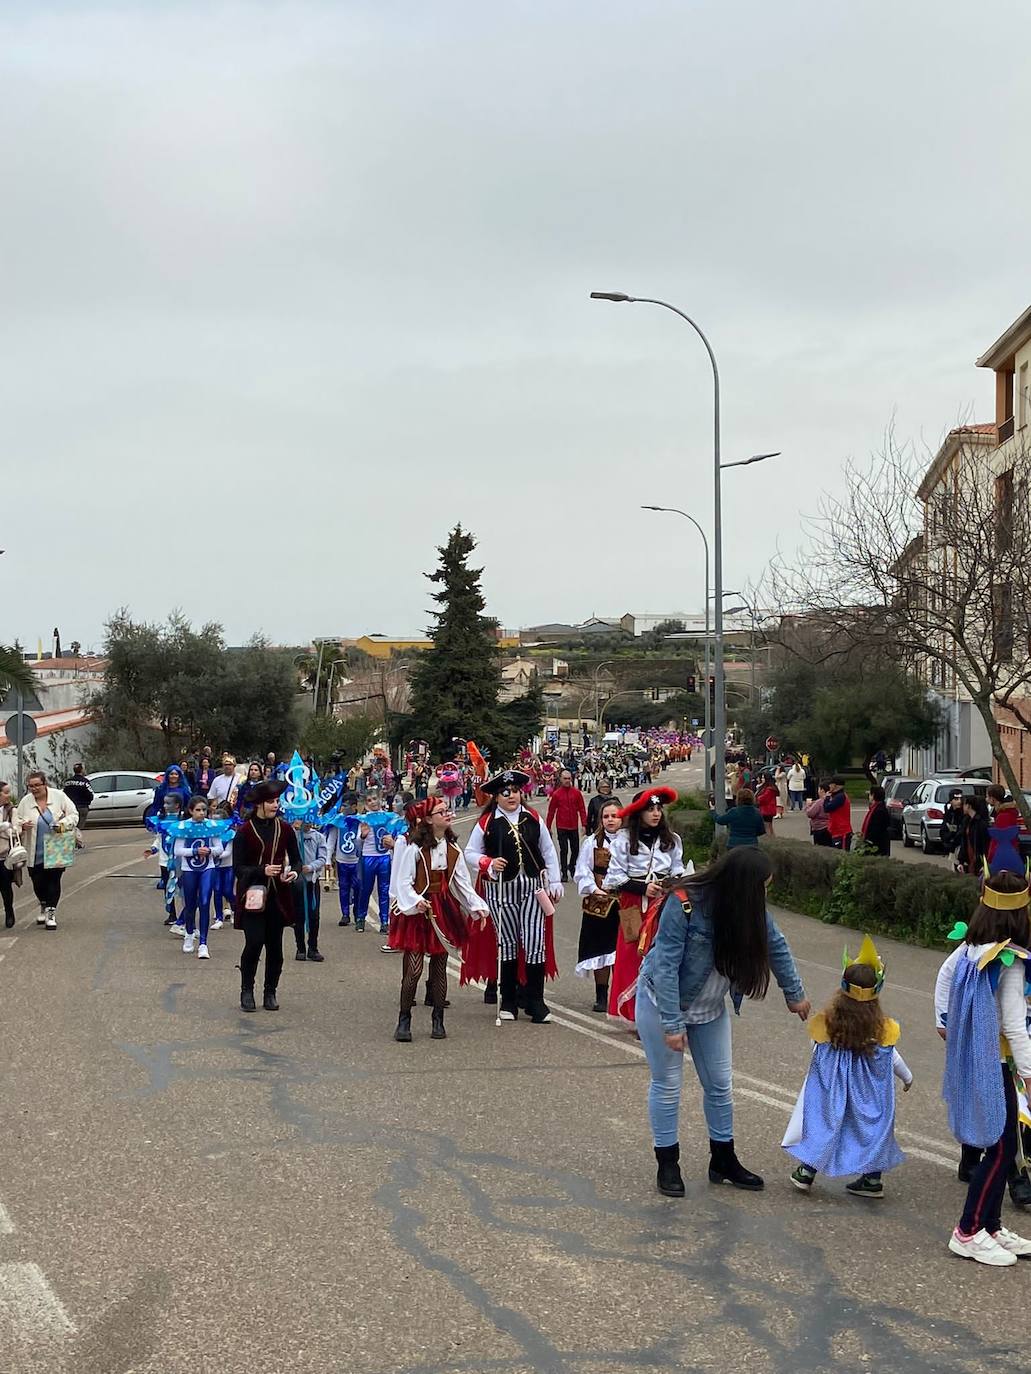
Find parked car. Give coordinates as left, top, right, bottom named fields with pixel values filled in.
left=85, top=771, right=160, bottom=825
left=902, top=778, right=988, bottom=854
left=882, top=776, right=921, bottom=840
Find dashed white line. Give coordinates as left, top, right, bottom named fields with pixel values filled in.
left=0, top=1202, right=13, bottom=1236
left=0, top=1261, right=76, bottom=1337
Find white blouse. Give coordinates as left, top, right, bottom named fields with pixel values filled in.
left=394, top=838, right=489, bottom=918
left=574, top=832, right=615, bottom=897
left=602, top=830, right=685, bottom=892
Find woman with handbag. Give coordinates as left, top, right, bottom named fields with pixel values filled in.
left=0, top=781, right=24, bottom=928
left=232, top=779, right=301, bottom=1012
left=602, top=787, right=684, bottom=1029
left=573, top=801, right=624, bottom=1013
left=14, top=770, right=79, bottom=930
left=638, top=847, right=809, bottom=1199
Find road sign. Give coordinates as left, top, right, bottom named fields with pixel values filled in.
left=691, top=719, right=700, bottom=727
left=765, top=736, right=779, bottom=752
left=5, top=712, right=37, bottom=746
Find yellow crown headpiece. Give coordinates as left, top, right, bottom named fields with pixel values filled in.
left=840, top=934, right=885, bottom=1002
left=982, top=882, right=1031, bottom=911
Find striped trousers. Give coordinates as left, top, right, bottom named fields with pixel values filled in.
left=487, top=873, right=546, bottom=962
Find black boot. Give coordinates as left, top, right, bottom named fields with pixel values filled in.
left=483, top=980, right=498, bottom=1005
left=654, top=1143, right=685, bottom=1197
left=394, top=1010, right=413, bottom=1043
left=525, top=962, right=552, bottom=1024
left=708, top=1138, right=764, bottom=1190
left=431, top=1008, right=446, bottom=1039
left=498, top=959, right=520, bottom=1021
left=241, top=983, right=256, bottom=1013
left=307, top=912, right=324, bottom=960
left=263, top=989, right=279, bottom=1012
left=592, top=981, right=609, bottom=1013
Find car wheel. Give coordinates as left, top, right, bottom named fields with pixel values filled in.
left=921, top=826, right=937, bottom=855
left=902, top=826, right=914, bottom=848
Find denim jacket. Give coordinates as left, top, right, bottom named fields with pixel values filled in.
left=640, top=885, right=805, bottom=1035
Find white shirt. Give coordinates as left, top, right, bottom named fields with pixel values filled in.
left=394, top=838, right=488, bottom=917
left=602, top=830, right=685, bottom=893
left=463, top=805, right=562, bottom=888
left=574, top=831, right=616, bottom=897
left=207, top=773, right=238, bottom=806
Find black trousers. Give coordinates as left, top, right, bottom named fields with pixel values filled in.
left=28, top=865, right=64, bottom=910
left=960, top=1066, right=1018, bottom=1236
left=557, top=828, right=579, bottom=878
left=0, top=866, right=14, bottom=923
left=241, top=911, right=285, bottom=994
left=294, top=881, right=322, bottom=953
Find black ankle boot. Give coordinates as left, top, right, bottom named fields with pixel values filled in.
left=592, top=983, right=609, bottom=1013
left=263, top=990, right=279, bottom=1012
left=394, top=1010, right=413, bottom=1043
left=498, top=959, right=520, bottom=1021
left=431, top=1008, right=446, bottom=1039
left=654, top=1143, right=685, bottom=1197
left=483, top=980, right=498, bottom=1005
left=525, top=963, right=552, bottom=1024
left=241, top=985, right=256, bottom=1013
left=708, top=1138, right=763, bottom=1190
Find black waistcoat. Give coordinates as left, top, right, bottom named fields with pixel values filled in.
left=482, top=809, right=546, bottom=883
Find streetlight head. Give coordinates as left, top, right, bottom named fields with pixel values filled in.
left=590, top=291, right=631, bottom=302
left=641, top=504, right=666, bottom=512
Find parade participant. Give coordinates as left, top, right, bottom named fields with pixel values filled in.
left=391, top=799, right=488, bottom=1042
left=173, top=796, right=225, bottom=959
left=326, top=795, right=362, bottom=927
left=292, top=816, right=328, bottom=962
left=15, top=770, right=79, bottom=931
left=784, top=938, right=911, bottom=1198
left=573, top=801, right=623, bottom=1012
left=711, top=788, right=766, bottom=849
left=195, top=754, right=216, bottom=797
left=151, top=764, right=192, bottom=820
left=233, top=779, right=300, bottom=1012
left=235, top=761, right=265, bottom=819
left=603, top=787, right=684, bottom=1028
left=937, top=872, right=1031, bottom=1264
left=638, top=847, right=809, bottom=1198
left=464, top=769, right=563, bottom=1024
left=586, top=778, right=622, bottom=832
left=546, top=768, right=588, bottom=883
left=143, top=793, right=184, bottom=927
left=356, top=795, right=394, bottom=935
left=209, top=801, right=236, bottom=927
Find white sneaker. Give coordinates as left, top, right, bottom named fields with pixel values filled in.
left=949, top=1227, right=1017, bottom=1266
left=44, top=910, right=57, bottom=930
left=197, top=943, right=210, bottom=960
left=170, top=922, right=186, bottom=937
left=36, top=905, right=47, bottom=926
left=182, top=933, right=196, bottom=954
left=991, top=1226, right=1031, bottom=1258
left=211, top=918, right=224, bottom=931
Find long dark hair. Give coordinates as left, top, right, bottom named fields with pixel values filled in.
left=627, top=807, right=675, bottom=855
left=966, top=871, right=1031, bottom=947
left=688, top=847, right=772, bottom=999
left=411, top=817, right=458, bottom=848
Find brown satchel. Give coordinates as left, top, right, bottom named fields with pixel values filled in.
left=618, top=902, right=643, bottom=943
left=582, top=891, right=618, bottom=920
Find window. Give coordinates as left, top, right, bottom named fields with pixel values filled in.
left=90, top=774, right=114, bottom=793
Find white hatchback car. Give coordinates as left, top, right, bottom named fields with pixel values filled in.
left=85, top=771, right=161, bottom=825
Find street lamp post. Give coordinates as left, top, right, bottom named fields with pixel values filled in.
left=642, top=505, right=710, bottom=785
left=592, top=660, right=615, bottom=740
left=590, top=289, right=778, bottom=801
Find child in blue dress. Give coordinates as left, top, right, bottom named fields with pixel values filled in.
left=784, top=936, right=911, bottom=1198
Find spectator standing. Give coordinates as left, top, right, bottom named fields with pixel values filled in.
left=15, top=770, right=79, bottom=930
left=959, top=797, right=990, bottom=875
left=858, top=786, right=891, bottom=856
left=806, top=784, right=832, bottom=846
left=206, top=755, right=239, bottom=809
left=0, top=782, right=21, bottom=928
left=712, top=789, right=766, bottom=849
left=587, top=778, right=622, bottom=833
left=546, top=768, right=588, bottom=882
left=823, top=777, right=853, bottom=851
left=774, top=765, right=788, bottom=818
left=939, top=790, right=967, bottom=863
left=787, top=761, right=807, bottom=812
left=62, top=764, right=95, bottom=831
left=755, top=776, right=779, bottom=836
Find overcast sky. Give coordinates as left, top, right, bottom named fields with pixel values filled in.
left=4, top=1, right=1026, bottom=652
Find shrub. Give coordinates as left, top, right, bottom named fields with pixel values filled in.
left=671, top=809, right=716, bottom=866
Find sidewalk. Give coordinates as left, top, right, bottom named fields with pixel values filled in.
left=770, top=806, right=954, bottom=870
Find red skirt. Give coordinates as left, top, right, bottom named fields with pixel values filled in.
left=459, top=910, right=559, bottom=985
left=609, top=926, right=641, bottom=1027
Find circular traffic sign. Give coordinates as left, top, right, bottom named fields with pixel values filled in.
left=5, top=712, right=37, bottom=746
left=765, top=736, right=779, bottom=752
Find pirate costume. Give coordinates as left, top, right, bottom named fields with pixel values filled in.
left=233, top=780, right=302, bottom=1012
left=603, top=787, right=684, bottom=1027
left=391, top=803, right=487, bottom=1041
left=573, top=828, right=621, bottom=1012
left=464, top=769, right=562, bottom=1023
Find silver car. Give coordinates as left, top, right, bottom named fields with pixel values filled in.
left=85, top=771, right=160, bottom=825
left=901, top=778, right=987, bottom=854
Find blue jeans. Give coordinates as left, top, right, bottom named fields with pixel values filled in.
left=636, top=988, right=733, bottom=1147
left=789, top=792, right=805, bottom=811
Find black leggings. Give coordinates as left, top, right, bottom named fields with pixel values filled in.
left=400, top=952, right=447, bottom=1011
left=28, top=865, right=64, bottom=910
left=960, top=1066, right=1018, bottom=1236
left=240, top=912, right=285, bottom=994
left=0, top=866, right=14, bottom=924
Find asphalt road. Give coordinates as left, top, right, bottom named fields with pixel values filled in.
left=0, top=762, right=1023, bottom=1374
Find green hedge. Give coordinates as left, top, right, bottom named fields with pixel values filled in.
left=669, top=817, right=982, bottom=949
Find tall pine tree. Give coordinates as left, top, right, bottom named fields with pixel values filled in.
left=406, top=526, right=509, bottom=757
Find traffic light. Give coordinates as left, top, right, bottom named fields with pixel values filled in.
left=686, top=675, right=696, bottom=694
left=708, top=675, right=715, bottom=703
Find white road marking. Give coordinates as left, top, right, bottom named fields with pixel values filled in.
left=0, top=1261, right=76, bottom=1337
left=0, top=1202, right=14, bottom=1236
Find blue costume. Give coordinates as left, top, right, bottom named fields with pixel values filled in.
left=327, top=814, right=362, bottom=922
left=146, top=812, right=181, bottom=917
left=783, top=1012, right=908, bottom=1176
left=172, top=819, right=231, bottom=946
left=988, top=824, right=1024, bottom=877
left=150, top=765, right=193, bottom=820
left=357, top=811, right=405, bottom=931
